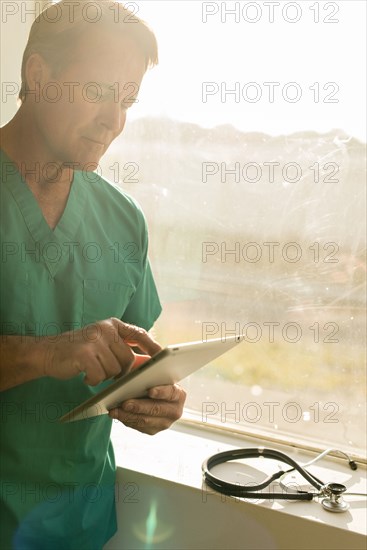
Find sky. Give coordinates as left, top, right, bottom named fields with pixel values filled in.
left=2, top=0, right=365, bottom=140
left=127, top=1, right=366, bottom=141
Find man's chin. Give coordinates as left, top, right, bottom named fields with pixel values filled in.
left=65, top=153, right=104, bottom=171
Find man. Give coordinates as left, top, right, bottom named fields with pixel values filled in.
left=0, top=2, right=186, bottom=548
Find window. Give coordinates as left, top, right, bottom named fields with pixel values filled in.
left=99, top=1, right=366, bottom=457
left=4, top=1, right=365, bottom=457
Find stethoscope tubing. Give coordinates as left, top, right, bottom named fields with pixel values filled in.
left=203, top=476, right=315, bottom=500
left=202, top=447, right=348, bottom=500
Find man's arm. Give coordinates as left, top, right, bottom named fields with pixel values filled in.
left=0, top=318, right=186, bottom=435
left=0, top=334, right=49, bottom=391
left=0, top=318, right=161, bottom=392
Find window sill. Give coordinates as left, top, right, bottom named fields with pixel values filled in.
left=106, top=418, right=366, bottom=550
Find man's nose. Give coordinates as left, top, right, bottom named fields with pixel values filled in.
left=98, top=100, right=126, bottom=134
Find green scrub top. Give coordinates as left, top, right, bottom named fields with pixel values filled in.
left=0, top=149, right=162, bottom=549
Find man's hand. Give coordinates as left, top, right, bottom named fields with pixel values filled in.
left=108, top=384, right=187, bottom=435
left=43, top=318, right=161, bottom=385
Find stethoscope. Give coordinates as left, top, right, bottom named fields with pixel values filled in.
left=202, top=447, right=367, bottom=512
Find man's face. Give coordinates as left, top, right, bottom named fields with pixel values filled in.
left=32, top=30, right=147, bottom=169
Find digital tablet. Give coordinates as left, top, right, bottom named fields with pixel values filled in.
left=59, top=335, right=243, bottom=423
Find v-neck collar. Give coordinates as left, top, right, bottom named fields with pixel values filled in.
left=1, top=149, right=87, bottom=277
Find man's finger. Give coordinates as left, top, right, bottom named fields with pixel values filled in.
left=132, top=354, right=151, bottom=369
left=108, top=406, right=173, bottom=435
left=108, top=340, right=136, bottom=377
left=112, top=319, right=162, bottom=356
left=148, top=384, right=184, bottom=402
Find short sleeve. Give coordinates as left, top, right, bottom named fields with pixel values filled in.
left=121, top=258, right=162, bottom=331
left=118, top=196, right=162, bottom=330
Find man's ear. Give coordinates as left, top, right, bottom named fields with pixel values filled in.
left=24, top=53, right=51, bottom=100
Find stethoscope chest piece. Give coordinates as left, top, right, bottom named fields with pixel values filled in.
left=321, top=483, right=350, bottom=513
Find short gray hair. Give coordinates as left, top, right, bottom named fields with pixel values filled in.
left=19, top=0, right=158, bottom=102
